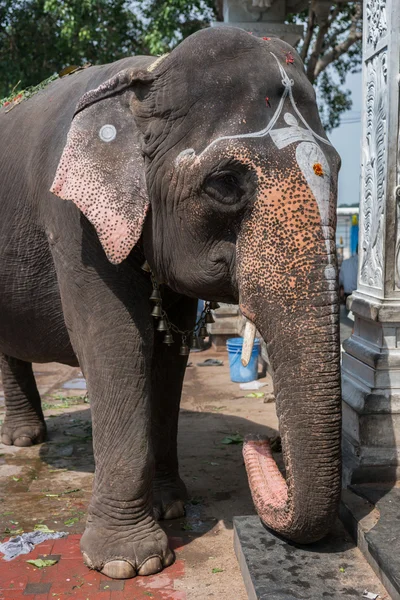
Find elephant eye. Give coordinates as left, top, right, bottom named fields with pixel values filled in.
left=203, top=171, right=245, bottom=205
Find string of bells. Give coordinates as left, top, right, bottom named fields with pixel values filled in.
left=141, top=260, right=219, bottom=356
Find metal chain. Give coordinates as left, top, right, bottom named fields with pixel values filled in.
left=148, top=267, right=213, bottom=340
left=162, top=305, right=209, bottom=338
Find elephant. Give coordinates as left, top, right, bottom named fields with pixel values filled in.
left=0, top=26, right=341, bottom=579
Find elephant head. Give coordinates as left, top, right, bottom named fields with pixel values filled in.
left=51, top=27, right=341, bottom=544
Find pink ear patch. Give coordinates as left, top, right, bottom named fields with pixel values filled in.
left=51, top=91, right=149, bottom=264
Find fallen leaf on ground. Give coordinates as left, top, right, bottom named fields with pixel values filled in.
left=34, top=524, right=54, bottom=533
left=221, top=434, right=244, bottom=445
left=27, top=558, right=58, bottom=568
left=245, top=392, right=265, bottom=398
left=4, top=527, right=24, bottom=535
left=212, top=567, right=224, bottom=573
left=64, top=517, right=79, bottom=526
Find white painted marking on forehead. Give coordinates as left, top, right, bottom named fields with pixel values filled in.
left=193, top=53, right=331, bottom=159
left=296, top=142, right=330, bottom=227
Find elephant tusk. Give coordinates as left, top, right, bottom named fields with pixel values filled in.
left=241, top=320, right=257, bottom=367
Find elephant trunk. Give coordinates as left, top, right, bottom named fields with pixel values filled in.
left=238, top=220, right=341, bottom=544
left=243, top=309, right=341, bottom=543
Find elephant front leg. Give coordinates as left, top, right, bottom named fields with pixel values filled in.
left=151, top=294, right=198, bottom=521
left=54, top=266, right=174, bottom=578
left=80, top=349, right=174, bottom=579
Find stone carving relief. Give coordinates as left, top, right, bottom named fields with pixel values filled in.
left=360, top=51, right=388, bottom=289
left=366, top=0, right=387, bottom=49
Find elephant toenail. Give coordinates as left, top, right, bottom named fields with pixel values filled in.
left=164, top=500, right=185, bottom=520
left=82, top=552, right=94, bottom=569
left=101, top=560, right=136, bottom=579
left=1, top=435, right=12, bottom=445
left=138, top=556, right=163, bottom=576
left=164, top=548, right=175, bottom=568
left=14, top=436, right=33, bottom=447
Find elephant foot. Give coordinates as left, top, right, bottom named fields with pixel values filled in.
left=81, top=521, right=174, bottom=579
left=153, top=472, right=188, bottom=521
left=1, top=418, right=46, bottom=446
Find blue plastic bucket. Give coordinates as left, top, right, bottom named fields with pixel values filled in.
left=226, top=337, right=260, bottom=383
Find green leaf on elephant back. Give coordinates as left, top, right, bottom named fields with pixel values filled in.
left=221, top=434, right=244, bottom=445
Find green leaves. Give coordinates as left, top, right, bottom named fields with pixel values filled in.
left=221, top=434, right=244, bottom=445
left=33, top=524, right=54, bottom=533
left=0, top=0, right=142, bottom=97
left=27, top=558, right=58, bottom=568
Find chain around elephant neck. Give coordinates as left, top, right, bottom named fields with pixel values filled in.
left=141, top=261, right=218, bottom=354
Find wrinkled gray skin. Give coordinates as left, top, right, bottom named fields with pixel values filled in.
left=0, top=27, right=341, bottom=578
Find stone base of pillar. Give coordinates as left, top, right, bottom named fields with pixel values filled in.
left=341, top=294, right=400, bottom=485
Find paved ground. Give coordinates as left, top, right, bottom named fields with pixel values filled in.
left=0, top=340, right=389, bottom=599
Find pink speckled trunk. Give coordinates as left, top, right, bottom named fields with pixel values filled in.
left=243, top=308, right=341, bottom=543
left=239, top=299, right=342, bottom=544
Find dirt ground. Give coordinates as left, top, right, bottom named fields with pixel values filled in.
left=0, top=348, right=389, bottom=599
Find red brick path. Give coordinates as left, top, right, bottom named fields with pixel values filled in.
left=0, top=535, right=186, bottom=599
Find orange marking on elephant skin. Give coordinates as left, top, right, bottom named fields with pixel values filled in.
left=313, top=162, right=324, bottom=177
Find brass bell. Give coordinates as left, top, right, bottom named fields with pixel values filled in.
left=141, top=260, right=151, bottom=272
left=150, top=288, right=161, bottom=302
left=157, top=318, right=168, bottom=332
left=205, top=311, right=215, bottom=324
left=151, top=303, right=162, bottom=318
left=179, top=343, right=190, bottom=356
left=210, top=302, right=220, bottom=310
left=163, top=331, right=174, bottom=345
left=190, top=334, right=200, bottom=350
left=199, top=325, right=208, bottom=338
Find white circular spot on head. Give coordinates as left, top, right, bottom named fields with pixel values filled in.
left=99, top=124, right=117, bottom=142
left=284, top=113, right=298, bottom=126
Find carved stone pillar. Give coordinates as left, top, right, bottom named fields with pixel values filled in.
left=341, top=0, right=400, bottom=484
left=211, top=0, right=308, bottom=46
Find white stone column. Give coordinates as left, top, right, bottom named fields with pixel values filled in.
left=341, top=0, right=400, bottom=484
left=211, top=0, right=308, bottom=45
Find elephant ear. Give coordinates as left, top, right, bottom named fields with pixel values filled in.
left=51, top=68, right=154, bottom=264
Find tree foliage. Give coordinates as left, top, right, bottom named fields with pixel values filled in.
left=0, top=0, right=362, bottom=129
left=0, top=0, right=142, bottom=97
left=288, top=2, right=362, bottom=130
